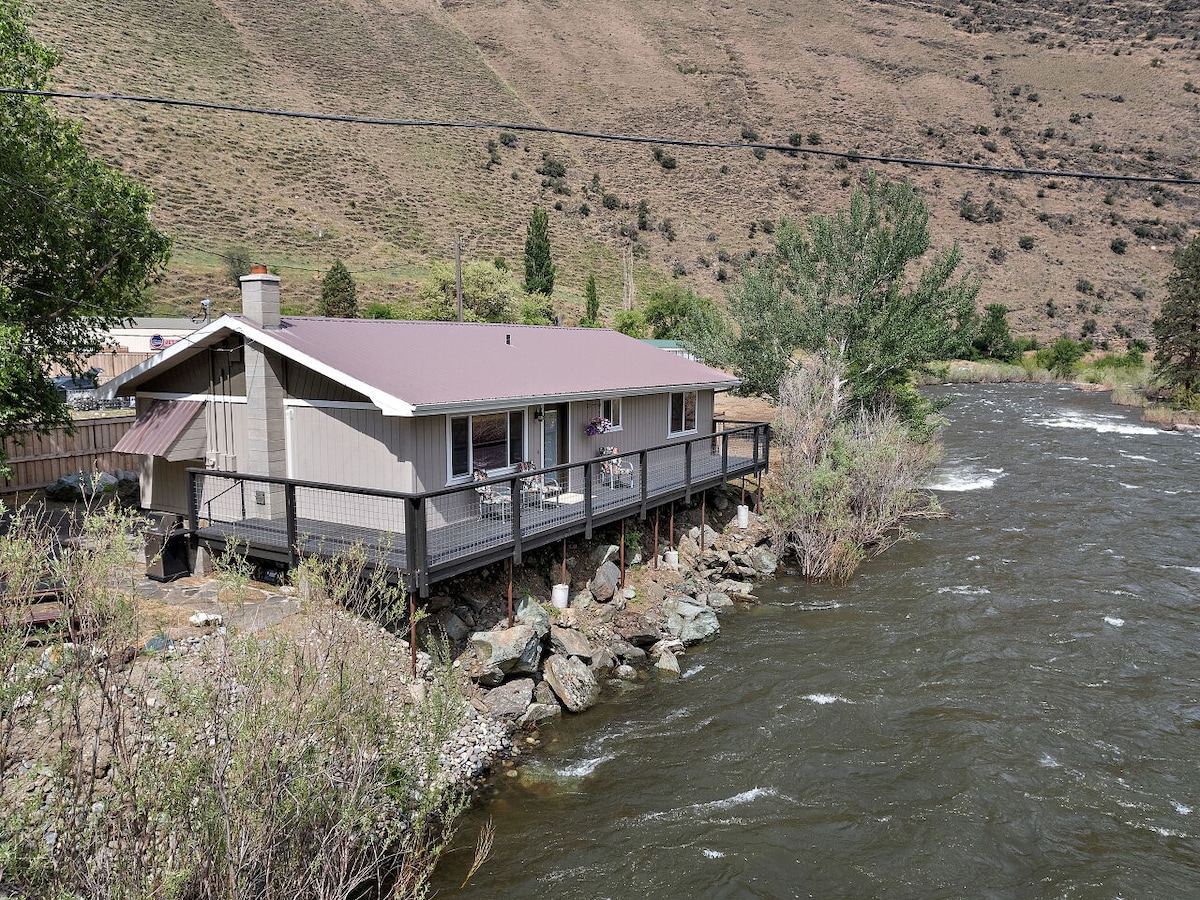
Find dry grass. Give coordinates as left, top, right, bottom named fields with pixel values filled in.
left=25, top=0, right=1200, bottom=339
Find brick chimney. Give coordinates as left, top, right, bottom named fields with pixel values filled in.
left=239, top=264, right=281, bottom=328
left=240, top=265, right=287, bottom=516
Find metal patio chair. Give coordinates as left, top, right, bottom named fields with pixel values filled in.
left=473, top=468, right=512, bottom=521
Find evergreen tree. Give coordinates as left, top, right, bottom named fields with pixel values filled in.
left=973, top=303, right=1019, bottom=362
left=523, top=207, right=556, bottom=296
left=1, top=4, right=171, bottom=469
left=583, top=273, right=600, bottom=325
left=1152, top=235, right=1200, bottom=404
left=318, top=260, right=358, bottom=318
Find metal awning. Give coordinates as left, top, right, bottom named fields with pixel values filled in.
left=113, top=400, right=205, bottom=460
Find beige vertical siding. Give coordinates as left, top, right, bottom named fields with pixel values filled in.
left=287, top=406, right=406, bottom=490
left=146, top=457, right=202, bottom=514
left=284, top=364, right=369, bottom=402
left=139, top=353, right=212, bottom=395
left=572, top=389, right=716, bottom=461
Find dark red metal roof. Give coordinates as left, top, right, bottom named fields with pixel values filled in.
left=113, top=400, right=203, bottom=456
left=250, top=319, right=737, bottom=409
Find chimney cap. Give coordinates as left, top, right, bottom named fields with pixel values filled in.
left=250, top=264, right=269, bottom=275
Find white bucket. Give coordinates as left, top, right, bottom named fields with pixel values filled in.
left=551, top=583, right=570, bottom=609
left=664, top=550, right=680, bottom=569
left=737, top=504, right=750, bottom=528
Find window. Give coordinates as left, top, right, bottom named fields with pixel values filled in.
left=669, top=391, right=697, bottom=435
left=449, top=410, right=525, bottom=480
left=601, top=397, right=622, bottom=430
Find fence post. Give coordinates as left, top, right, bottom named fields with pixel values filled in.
left=684, top=441, right=693, bottom=502
left=583, top=461, right=594, bottom=539
left=285, top=482, right=299, bottom=567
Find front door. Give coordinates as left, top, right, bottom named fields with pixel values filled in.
left=541, top=404, right=569, bottom=489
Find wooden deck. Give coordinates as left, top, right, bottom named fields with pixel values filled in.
left=190, top=423, right=768, bottom=594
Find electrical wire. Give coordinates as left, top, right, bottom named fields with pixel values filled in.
left=3, top=87, right=1197, bottom=187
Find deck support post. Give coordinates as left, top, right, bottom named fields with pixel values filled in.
left=669, top=502, right=675, bottom=546
left=684, top=441, right=693, bottom=502
left=404, top=498, right=420, bottom=597
left=762, top=424, right=770, bottom=472
left=506, top=558, right=514, bottom=628
left=653, top=509, right=660, bottom=569
left=619, top=518, right=626, bottom=589
left=409, top=593, right=418, bottom=678
left=700, top=491, right=707, bottom=554
left=284, top=482, right=299, bottom=568
left=721, top=432, right=730, bottom=477
left=561, top=538, right=568, bottom=586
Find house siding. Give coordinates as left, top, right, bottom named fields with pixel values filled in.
left=287, top=406, right=407, bottom=491
left=284, top=364, right=370, bottom=403
left=573, top=389, right=715, bottom=458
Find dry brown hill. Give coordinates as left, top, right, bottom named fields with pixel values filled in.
left=29, top=0, right=1200, bottom=346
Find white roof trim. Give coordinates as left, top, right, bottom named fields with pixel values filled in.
left=97, top=316, right=231, bottom=399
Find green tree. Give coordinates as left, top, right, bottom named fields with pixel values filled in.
left=1036, top=337, right=1086, bottom=377
left=582, top=273, right=600, bottom=326
left=691, top=174, right=979, bottom=433
left=317, top=259, right=358, bottom=317
left=523, top=206, right=555, bottom=296
left=419, top=260, right=522, bottom=323
left=973, top=303, right=1020, bottom=362
left=613, top=309, right=646, bottom=338
left=1, top=4, right=171, bottom=467
left=1152, top=234, right=1200, bottom=405
left=642, top=284, right=718, bottom=340
left=518, top=294, right=555, bottom=326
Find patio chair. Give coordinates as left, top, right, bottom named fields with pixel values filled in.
left=519, top=461, right=561, bottom=509
left=598, top=446, right=635, bottom=489
left=473, top=468, right=512, bottom=521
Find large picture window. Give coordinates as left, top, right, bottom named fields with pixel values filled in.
left=669, top=390, right=697, bottom=436
left=449, top=410, right=525, bottom=479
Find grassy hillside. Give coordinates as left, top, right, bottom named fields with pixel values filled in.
left=29, top=0, right=1200, bottom=344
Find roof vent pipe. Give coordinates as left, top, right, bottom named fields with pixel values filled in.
left=506, top=334, right=511, bottom=345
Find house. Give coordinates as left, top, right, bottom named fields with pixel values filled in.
left=103, top=269, right=768, bottom=592
left=642, top=339, right=697, bottom=362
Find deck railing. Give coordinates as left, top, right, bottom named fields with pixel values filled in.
left=188, top=421, right=769, bottom=594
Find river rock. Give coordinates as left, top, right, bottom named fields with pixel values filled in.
left=517, top=703, right=562, bottom=727
left=615, top=664, right=638, bottom=681
left=534, top=680, right=558, bottom=706
left=655, top=650, right=680, bottom=677
left=589, top=561, right=621, bottom=601
left=571, top=589, right=595, bottom=610
left=661, top=598, right=720, bottom=644
left=549, top=624, right=593, bottom=661
left=613, top=613, right=658, bottom=648
left=590, top=647, right=617, bottom=672
left=429, top=609, right=471, bottom=644
left=591, top=544, right=620, bottom=567
left=542, top=654, right=600, bottom=712
left=609, top=639, right=646, bottom=662
left=703, top=592, right=735, bottom=614
left=470, top=625, right=541, bottom=676
left=483, top=678, right=534, bottom=719
left=515, top=596, right=550, bottom=638
left=677, top=534, right=700, bottom=562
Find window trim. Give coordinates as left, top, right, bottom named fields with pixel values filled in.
left=447, top=409, right=526, bottom=483
left=600, top=397, right=623, bottom=432
left=668, top=390, right=698, bottom=437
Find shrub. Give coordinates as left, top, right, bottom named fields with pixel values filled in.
left=1076, top=278, right=1094, bottom=294
left=752, top=147, right=766, bottom=160
left=1111, top=237, right=1128, bottom=254
left=788, top=133, right=803, bottom=146
left=536, top=152, right=567, bottom=179
left=1036, top=336, right=1086, bottom=376
left=499, top=131, right=518, bottom=147
left=1018, top=235, right=1036, bottom=250
left=740, top=125, right=759, bottom=141
left=602, top=192, right=620, bottom=210
left=806, top=132, right=822, bottom=145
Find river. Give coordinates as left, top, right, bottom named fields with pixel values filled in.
left=432, top=384, right=1200, bottom=899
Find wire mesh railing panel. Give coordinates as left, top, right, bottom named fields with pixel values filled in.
left=293, top=485, right=406, bottom=565
left=192, top=473, right=288, bottom=551
left=520, top=461, right=588, bottom=538
left=426, top=487, right=512, bottom=566
left=646, top=444, right=686, bottom=496
left=725, top=430, right=757, bottom=471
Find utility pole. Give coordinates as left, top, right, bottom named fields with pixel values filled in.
left=622, top=247, right=635, bottom=310
left=455, top=235, right=464, bottom=323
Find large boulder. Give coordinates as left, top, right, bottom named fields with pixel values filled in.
left=419, top=609, right=470, bottom=644
left=515, top=596, right=550, bottom=638
left=588, top=561, right=621, bottom=601
left=470, top=625, right=541, bottom=676
left=613, top=613, right=658, bottom=648
left=517, top=703, right=562, bottom=727
left=483, top=678, right=534, bottom=719
left=542, top=654, right=600, bottom=712
left=549, top=625, right=593, bottom=661
left=655, top=649, right=680, bottom=678
left=590, top=544, right=620, bottom=567
left=661, top=598, right=720, bottom=644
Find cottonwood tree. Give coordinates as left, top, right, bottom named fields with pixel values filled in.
left=691, top=174, right=979, bottom=434
left=523, top=207, right=555, bottom=296
left=643, top=283, right=718, bottom=340
left=1152, top=234, right=1200, bottom=406
left=419, top=260, right=522, bottom=323
left=1, top=4, right=171, bottom=466
left=317, top=259, right=358, bottom=317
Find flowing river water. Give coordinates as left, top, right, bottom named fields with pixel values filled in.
left=432, top=384, right=1200, bottom=899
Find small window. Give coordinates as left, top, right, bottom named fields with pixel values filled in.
left=669, top=391, right=697, bottom=435
left=601, top=398, right=622, bottom=430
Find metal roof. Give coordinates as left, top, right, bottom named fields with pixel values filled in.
left=113, top=400, right=204, bottom=457
left=103, top=318, right=739, bottom=416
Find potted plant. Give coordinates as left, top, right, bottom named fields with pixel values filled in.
left=586, top=416, right=612, bottom=436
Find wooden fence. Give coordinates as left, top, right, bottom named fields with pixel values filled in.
left=2, top=417, right=140, bottom=496
left=50, top=350, right=154, bottom=380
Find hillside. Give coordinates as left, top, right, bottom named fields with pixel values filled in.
left=28, top=0, right=1200, bottom=345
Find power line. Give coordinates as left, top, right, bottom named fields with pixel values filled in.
left=3, top=87, right=1197, bottom=187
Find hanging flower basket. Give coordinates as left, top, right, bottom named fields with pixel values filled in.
left=586, top=416, right=612, bottom=436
